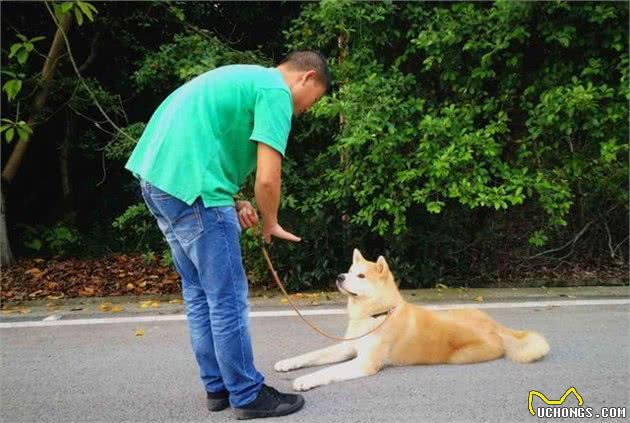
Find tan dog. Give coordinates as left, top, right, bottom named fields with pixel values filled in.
left=275, top=249, right=550, bottom=391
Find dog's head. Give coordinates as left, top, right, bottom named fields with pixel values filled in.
left=336, top=249, right=402, bottom=317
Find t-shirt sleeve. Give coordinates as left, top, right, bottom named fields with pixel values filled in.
left=249, top=88, right=292, bottom=156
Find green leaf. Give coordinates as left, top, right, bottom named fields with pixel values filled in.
left=17, top=128, right=30, bottom=142
left=19, top=122, right=32, bottom=134
left=528, top=230, right=548, bottom=247
left=16, top=34, right=28, bottom=42
left=5, top=128, right=15, bottom=143
left=17, top=49, right=29, bottom=65
left=77, top=1, right=95, bottom=21
left=61, top=2, right=74, bottom=13
left=53, top=4, right=66, bottom=20
left=25, top=239, right=43, bottom=251
left=30, top=36, right=46, bottom=43
left=74, top=7, right=84, bottom=26
left=85, top=2, right=98, bottom=14
left=426, top=201, right=444, bottom=214
left=2, top=79, right=23, bottom=101
left=9, top=43, right=22, bottom=58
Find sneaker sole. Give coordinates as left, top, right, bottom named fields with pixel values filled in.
left=207, top=398, right=230, bottom=412
left=233, top=395, right=305, bottom=420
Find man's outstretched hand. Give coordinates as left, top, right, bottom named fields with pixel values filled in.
left=236, top=201, right=300, bottom=243
left=262, top=223, right=301, bottom=243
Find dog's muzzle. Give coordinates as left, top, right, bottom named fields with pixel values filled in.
left=336, top=274, right=357, bottom=296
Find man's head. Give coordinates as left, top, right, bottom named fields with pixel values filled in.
left=277, top=51, right=330, bottom=115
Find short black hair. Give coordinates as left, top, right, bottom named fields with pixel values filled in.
left=279, top=50, right=331, bottom=92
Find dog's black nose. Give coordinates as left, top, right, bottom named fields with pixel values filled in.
left=337, top=274, right=345, bottom=283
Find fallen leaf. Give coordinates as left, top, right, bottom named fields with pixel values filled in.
left=25, top=268, right=43, bottom=278
left=111, top=306, right=124, bottom=313
left=474, top=296, right=484, bottom=302
left=168, top=299, right=183, bottom=305
left=45, top=281, right=59, bottom=290
left=435, top=283, right=449, bottom=290
left=126, top=283, right=135, bottom=290
left=135, top=329, right=145, bottom=336
left=99, top=303, right=113, bottom=312
left=47, top=293, right=64, bottom=300
left=79, top=287, right=96, bottom=296
left=150, top=301, right=160, bottom=308
left=280, top=298, right=289, bottom=304
left=2, top=307, right=31, bottom=315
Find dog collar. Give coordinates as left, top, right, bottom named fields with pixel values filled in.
left=370, top=305, right=397, bottom=319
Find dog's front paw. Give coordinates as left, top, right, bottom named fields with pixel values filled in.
left=292, top=374, right=323, bottom=391
left=274, top=359, right=301, bottom=373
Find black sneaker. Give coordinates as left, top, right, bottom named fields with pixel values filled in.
left=207, top=389, right=230, bottom=412
left=233, top=384, right=305, bottom=420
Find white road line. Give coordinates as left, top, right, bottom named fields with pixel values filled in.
left=1, top=298, right=628, bottom=329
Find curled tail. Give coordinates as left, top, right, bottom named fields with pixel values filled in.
left=499, top=328, right=550, bottom=363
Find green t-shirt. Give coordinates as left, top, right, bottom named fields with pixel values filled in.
left=125, top=64, right=293, bottom=206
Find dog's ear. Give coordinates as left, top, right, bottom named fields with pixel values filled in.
left=376, top=256, right=389, bottom=275
left=353, top=249, right=365, bottom=263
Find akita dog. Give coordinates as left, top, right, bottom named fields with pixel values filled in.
left=275, top=249, right=550, bottom=391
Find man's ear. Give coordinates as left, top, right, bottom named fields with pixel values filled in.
left=353, top=248, right=365, bottom=264
left=302, top=69, right=318, bottom=84
left=376, top=256, right=389, bottom=275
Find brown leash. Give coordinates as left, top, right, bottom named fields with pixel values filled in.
left=260, top=241, right=395, bottom=342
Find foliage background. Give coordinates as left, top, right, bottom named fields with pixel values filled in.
left=1, top=1, right=628, bottom=291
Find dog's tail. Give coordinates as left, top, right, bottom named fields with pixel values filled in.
left=498, top=327, right=550, bottom=363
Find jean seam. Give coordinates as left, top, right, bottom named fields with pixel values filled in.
left=185, top=202, right=205, bottom=245
left=218, top=210, right=255, bottom=389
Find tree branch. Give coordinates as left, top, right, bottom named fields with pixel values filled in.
left=78, top=31, right=100, bottom=73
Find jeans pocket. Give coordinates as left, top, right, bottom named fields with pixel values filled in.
left=151, top=192, right=204, bottom=246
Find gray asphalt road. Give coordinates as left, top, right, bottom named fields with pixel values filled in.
left=1, top=303, right=629, bottom=423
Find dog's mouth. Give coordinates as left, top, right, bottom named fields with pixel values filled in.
left=336, top=280, right=358, bottom=297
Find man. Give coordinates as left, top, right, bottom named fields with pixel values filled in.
left=125, top=51, right=330, bottom=419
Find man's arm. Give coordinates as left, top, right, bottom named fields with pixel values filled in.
left=255, top=142, right=300, bottom=243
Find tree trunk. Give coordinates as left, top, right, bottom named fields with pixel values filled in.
left=0, top=187, right=14, bottom=267
left=60, top=109, right=73, bottom=216
left=0, top=13, right=72, bottom=266
left=1, top=13, right=73, bottom=183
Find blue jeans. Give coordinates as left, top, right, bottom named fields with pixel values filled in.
left=140, top=179, right=264, bottom=407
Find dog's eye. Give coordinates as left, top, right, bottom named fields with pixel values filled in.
left=357, top=274, right=365, bottom=279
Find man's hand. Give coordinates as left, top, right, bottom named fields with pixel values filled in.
left=236, top=200, right=259, bottom=230
left=263, top=223, right=301, bottom=243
